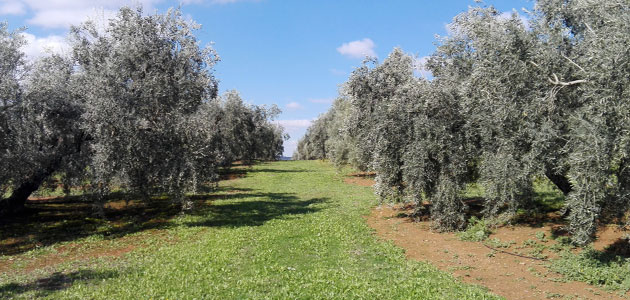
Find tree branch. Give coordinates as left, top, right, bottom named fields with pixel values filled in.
left=548, top=73, right=587, bottom=86
left=561, top=54, right=586, bottom=73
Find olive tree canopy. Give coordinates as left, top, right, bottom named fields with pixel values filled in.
left=299, top=0, right=630, bottom=244
left=0, top=7, right=285, bottom=216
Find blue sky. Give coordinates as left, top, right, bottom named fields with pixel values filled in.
left=0, top=0, right=532, bottom=156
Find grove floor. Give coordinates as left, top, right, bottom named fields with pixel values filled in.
left=346, top=173, right=629, bottom=300
left=1, top=161, right=498, bottom=299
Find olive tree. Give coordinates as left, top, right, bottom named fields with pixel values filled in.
left=0, top=23, right=28, bottom=212
left=323, top=97, right=362, bottom=168
left=533, top=0, right=630, bottom=243
left=304, top=0, right=630, bottom=243
left=70, top=7, right=221, bottom=211
left=214, top=90, right=285, bottom=165
left=294, top=110, right=332, bottom=160
left=430, top=7, right=544, bottom=224
left=343, top=49, right=417, bottom=200
left=1, top=6, right=285, bottom=216
left=0, top=25, right=87, bottom=214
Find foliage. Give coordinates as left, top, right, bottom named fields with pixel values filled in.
left=300, top=0, right=630, bottom=244
left=213, top=91, right=285, bottom=166
left=293, top=108, right=332, bottom=160
left=0, top=7, right=285, bottom=215
left=0, top=23, right=26, bottom=197
left=293, top=97, right=364, bottom=169
left=71, top=7, right=223, bottom=210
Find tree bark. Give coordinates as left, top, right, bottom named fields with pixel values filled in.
left=545, top=170, right=572, bottom=195
left=0, top=156, right=63, bottom=216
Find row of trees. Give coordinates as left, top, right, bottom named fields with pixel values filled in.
left=296, top=0, right=630, bottom=244
left=0, top=7, right=286, bottom=216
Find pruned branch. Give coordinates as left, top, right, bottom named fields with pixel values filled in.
left=548, top=73, right=587, bottom=86
left=528, top=61, right=540, bottom=68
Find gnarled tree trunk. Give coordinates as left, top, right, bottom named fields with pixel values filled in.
left=0, top=156, right=63, bottom=217
left=545, top=169, right=572, bottom=195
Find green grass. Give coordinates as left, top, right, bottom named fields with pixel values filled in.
left=550, top=246, right=630, bottom=293
left=0, top=160, right=500, bottom=299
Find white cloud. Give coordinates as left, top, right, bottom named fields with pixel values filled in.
left=286, top=101, right=303, bottom=109
left=20, top=32, right=69, bottom=60
left=28, top=8, right=106, bottom=28
left=282, top=138, right=298, bottom=157
left=0, top=1, right=25, bottom=15
left=0, top=0, right=162, bottom=29
left=308, top=98, right=333, bottom=104
left=337, top=38, right=376, bottom=59
left=1, top=0, right=261, bottom=29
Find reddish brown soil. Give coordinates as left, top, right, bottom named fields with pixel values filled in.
left=0, top=167, right=245, bottom=291
left=0, top=229, right=179, bottom=275
left=344, top=175, right=628, bottom=299
left=23, top=244, right=136, bottom=273
left=344, top=172, right=376, bottom=187
left=367, top=205, right=628, bottom=300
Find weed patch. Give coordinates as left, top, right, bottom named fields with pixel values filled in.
left=550, top=246, right=630, bottom=293
left=458, top=217, right=492, bottom=242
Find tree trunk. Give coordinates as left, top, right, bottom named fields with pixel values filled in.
left=0, top=157, right=62, bottom=216
left=545, top=170, right=572, bottom=195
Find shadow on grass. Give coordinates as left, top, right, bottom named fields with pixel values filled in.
left=398, top=188, right=567, bottom=228
left=0, top=191, right=184, bottom=256
left=217, top=167, right=309, bottom=180
left=186, top=194, right=327, bottom=228
left=347, top=172, right=376, bottom=178
left=0, top=269, right=119, bottom=298
left=246, top=168, right=311, bottom=174
left=1, top=186, right=323, bottom=256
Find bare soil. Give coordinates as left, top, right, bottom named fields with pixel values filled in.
left=342, top=173, right=630, bottom=299
left=344, top=172, right=376, bottom=187
left=367, top=205, right=630, bottom=299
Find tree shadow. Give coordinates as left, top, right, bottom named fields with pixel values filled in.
left=185, top=193, right=327, bottom=228
left=0, top=269, right=119, bottom=298
left=246, top=168, right=311, bottom=174
left=0, top=192, right=182, bottom=255
left=0, top=186, right=324, bottom=255
left=396, top=190, right=567, bottom=229
left=603, top=237, right=630, bottom=258
left=216, top=166, right=309, bottom=180
left=346, top=172, right=376, bottom=178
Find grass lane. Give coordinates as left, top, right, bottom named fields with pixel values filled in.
left=1, top=160, right=499, bottom=299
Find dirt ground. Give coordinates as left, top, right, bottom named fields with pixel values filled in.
left=2, top=170, right=627, bottom=299
left=368, top=206, right=629, bottom=299
left=344, top=172, right=377, bottom=187
left=345, top=172, right=628, bottom=299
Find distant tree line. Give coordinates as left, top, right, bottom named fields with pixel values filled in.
left=296, top=0, right=630, bottom=244
left=0, top=7, right=286, bottom=216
